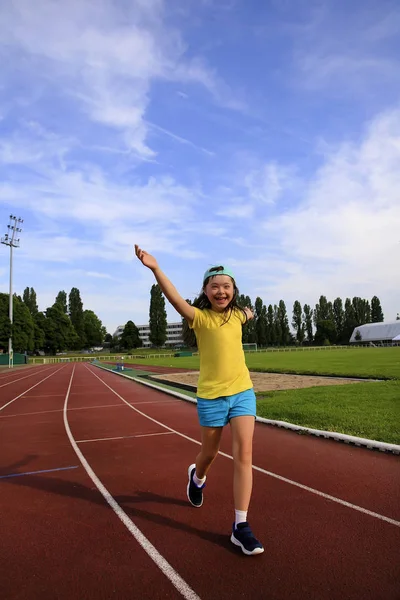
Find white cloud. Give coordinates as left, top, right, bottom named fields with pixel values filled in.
left=0, top=0, right=238, bottom=158
left=244, top=162, right=297, bottom=205
left=250, top=108, right=400, bottom=319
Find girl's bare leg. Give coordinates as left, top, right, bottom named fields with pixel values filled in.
left=195, top=426, right=223, bottom=479
left=230, top=416, right=255, bottom=511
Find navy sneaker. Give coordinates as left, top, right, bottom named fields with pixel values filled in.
left=231, top=522, right=264, bottom=555
left=186, top=464, right=205, bottom=507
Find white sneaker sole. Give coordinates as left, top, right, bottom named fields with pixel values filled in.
left=230, top=533, right=264, bottom=555
left=186, top=463, right=203, bottom=507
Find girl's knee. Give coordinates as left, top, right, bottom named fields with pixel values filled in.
left=233, top=446, right=253, bottom=466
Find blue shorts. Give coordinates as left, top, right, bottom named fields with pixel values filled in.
left=196, top=388, right=256, bottom=427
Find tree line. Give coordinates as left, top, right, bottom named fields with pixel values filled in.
left=0, top=283, right=169, bottom=354
left=182, top=293, right=385, bottom=348
left=0, top=287, right=108, bottom=354
left=0, top=281, right=388, bottom=354
left=238, top=294, right=385, bottom=346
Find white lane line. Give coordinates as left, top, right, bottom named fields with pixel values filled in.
left=15, top=394, right=65, bottom=398
left=0, top=400, right=179, bottom=420
left=130, top=399, right=181, bottom=406
left=63, top=367, right=201, bottom=600
left=76, top=432, right=175, bottom=444
left=0, top=367, right=39, bottom=381
left=87, top=364, right=400, bottom=529
left=0, top=403, right=127, bottom=419
left=0, top=366, right=56, bottom=388
left=0, top=366, right=66, bottom=412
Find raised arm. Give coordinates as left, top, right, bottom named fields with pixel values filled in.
left=135, top=245, right=195, bottom=324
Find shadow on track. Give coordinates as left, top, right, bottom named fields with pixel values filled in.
left=1, top=459, right=237, bottom=554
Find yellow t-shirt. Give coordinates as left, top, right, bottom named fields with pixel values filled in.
left=189, top=307, right=253, bottom=399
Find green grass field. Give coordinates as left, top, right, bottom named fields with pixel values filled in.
left=256, top=382, right=400, bottom=445
left=122, top=347, right=400, bottom=445
left=122, top=347, right=400, bottom=379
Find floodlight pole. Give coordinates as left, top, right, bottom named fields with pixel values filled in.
left=1, top=215, right=23, bottom=368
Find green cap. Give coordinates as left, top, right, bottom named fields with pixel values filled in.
left=203, top=266, right=235, bottom=283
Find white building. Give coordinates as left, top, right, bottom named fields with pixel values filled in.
left=113, top=322, right=183, bottom=348
left=350, top=320, right=400, bottom=345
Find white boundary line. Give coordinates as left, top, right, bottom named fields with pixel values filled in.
left=0, top=366, right=66, bottom=411
left=89, top=364, right=400, bottom=528
left=0, top=365, right=56, bottom=389
left=76, top=432, right=175, bottom=444
left=63, top=366, right=201, bottom=600
left=0, top=400, right=179, bottom=420
left=0, top=404, right=127, bottom=419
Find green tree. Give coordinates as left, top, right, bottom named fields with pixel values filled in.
left=371, top=296, right=384, bottom=323
left=181, top=298, right=197, bottom=348
left=0, top=293, right=12, bottom=351
left=13, top=297, right=35, bottom=352
left=273, top=304, right=282, bottom=345
left=255, top=297, right=268, bottom=346
left=278, top=300, right=290, bottom=346
left=352, top=297, right=371, bottom=325
left=343, top=298, right=358, bottom=343
left=314, top=295, right=334, bottom=325
left=22, top=287, right=38, bottom=316
left=333, top=297, right=345, bottom=343
left=149, top=284, right=167, bottom=347
left=68, top=288, right=86, bottom=349
left=266, top=304, right=274, bottom=345
left=0, top=293, right=34, bottom=352
left=33, top=312, right=46, bottom=351
left=314, top=320, right=336, bottom=345
left=292, top=300, right=305, bottom=344
left=45, top=302, right=79, bottom=354
left=303, top=304, right=313, bottom=343
left=120, top=320, right=142, bottom=350
left=314, top=296, right=335, bottom=344
left=83, top=310, right=105, bottom=347
left=55, top=291, right=68, bottom=314
left=238, top=294, right=256, bottom=343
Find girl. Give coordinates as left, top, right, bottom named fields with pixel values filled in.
left=135, top=245, right=264, bottom=556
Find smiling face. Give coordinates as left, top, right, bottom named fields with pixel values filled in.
left=203, top=274, right=235, bottom=312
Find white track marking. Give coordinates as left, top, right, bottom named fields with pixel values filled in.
left=0, top=404, right=127, bottom=419
left=15, top=394, right=65, bottom=398
left=87, top=365, right=400, bottom=529
left=0, top=366, right=38, bottom=380
left=77, top=432, right=174, bottom=444
left=0, top=366, right=66, bottom=411
left=0, top=366, right=56, bottom=388
left=63, top=367, right=201, bottom=600
left=0, top=401, right=177, bottom=420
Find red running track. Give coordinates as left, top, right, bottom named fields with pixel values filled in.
left=1, top=363, right=399, bottom=600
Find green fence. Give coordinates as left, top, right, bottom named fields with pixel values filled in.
left=0, top=353, right=27, bottom=365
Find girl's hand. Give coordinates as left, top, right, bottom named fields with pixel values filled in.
left=244, top=307, right=254, bottom=321
left=135, top=245, right=159, bottom=270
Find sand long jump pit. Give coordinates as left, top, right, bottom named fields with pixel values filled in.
left=150, top=371, right=367, bottom=393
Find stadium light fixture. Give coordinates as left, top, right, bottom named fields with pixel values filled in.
left=1, top=215, right=24, bottom=368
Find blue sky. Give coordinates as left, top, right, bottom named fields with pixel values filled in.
left=0, top=0, right=399, bottom=334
